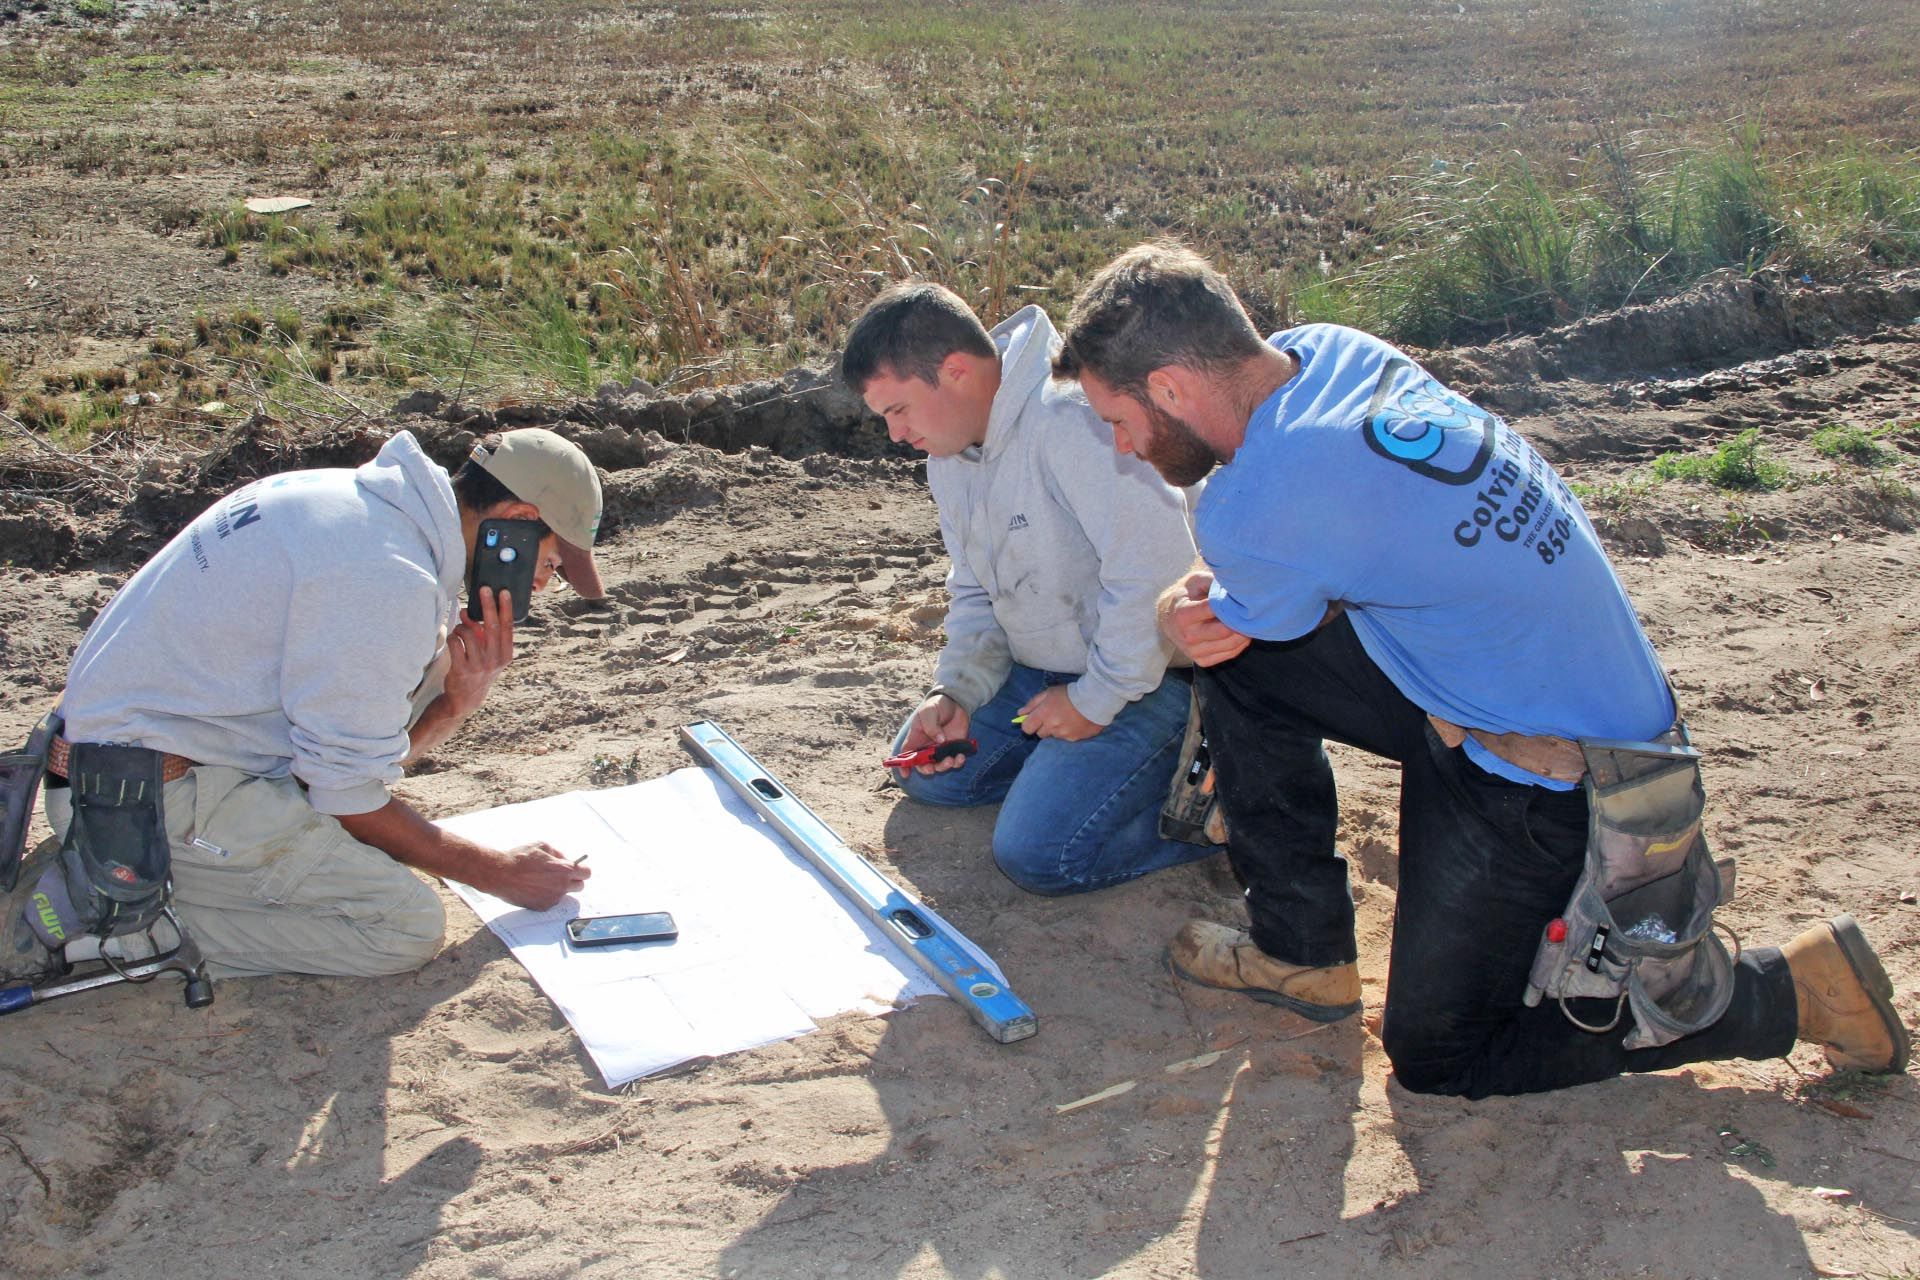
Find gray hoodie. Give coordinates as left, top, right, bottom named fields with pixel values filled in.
left=61, top=431, right=466, bottom=816
left=928, top=306, right=1199, bottom=725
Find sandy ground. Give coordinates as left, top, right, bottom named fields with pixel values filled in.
left=3, top=276, right=1920, bottom=1278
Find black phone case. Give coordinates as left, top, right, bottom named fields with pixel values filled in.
left=466, top=518, right=543, bottom=623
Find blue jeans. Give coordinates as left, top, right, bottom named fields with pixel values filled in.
left=1197, top=614, right=1797, bottom=1098
left=894, top=665, right=1213, bottom=895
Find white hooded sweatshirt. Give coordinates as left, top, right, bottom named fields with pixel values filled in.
left=61, top=431, right=466, bottom=816
left=928, top=306, right=1199, bottom=725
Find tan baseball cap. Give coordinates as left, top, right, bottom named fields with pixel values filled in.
left=472, top=428, right=605, bottom=599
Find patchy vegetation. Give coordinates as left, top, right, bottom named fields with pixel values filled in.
left=2, top=0, right=1919, bottom=438
left=1653, top=428, right=1793, bottom=491
left=1810, top=419, right=1918, bottom=467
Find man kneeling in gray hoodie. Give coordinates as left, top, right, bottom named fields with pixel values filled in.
left=844, top=283, right=1216, bottom=894
left=24, top=428, right=602, bottom=979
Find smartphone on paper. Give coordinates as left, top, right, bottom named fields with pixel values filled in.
left=566, top=911, right=679, bottom=947
left=466, top=517, right=543, bottom=624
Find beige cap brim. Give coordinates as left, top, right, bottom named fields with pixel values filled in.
left=556, top=538, right=605, bottom=600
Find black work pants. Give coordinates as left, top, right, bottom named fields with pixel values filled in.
left=1195, top=614, right=1798, bottom=1098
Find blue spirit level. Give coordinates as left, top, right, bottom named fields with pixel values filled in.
left=680, top=721, right=1037, bottom=1044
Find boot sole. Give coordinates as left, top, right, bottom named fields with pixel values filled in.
left=1164, top=949, right=1361, bottom=1023
left=1828, top=915, right=1910, bottom=1073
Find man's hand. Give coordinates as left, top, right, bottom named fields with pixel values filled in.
left=900, top=692, right=972, bottom=775
left=1015, top=684, right=1104, bottom=742
left=337, top=798, right=588, bottom=912
left=1159, top=571, right=1251, bottom=667
left=404, top=587, right=517, bottom=763
left=442, top=586, right=516, bottom=720
left=475, top=842, right=590, bottom=911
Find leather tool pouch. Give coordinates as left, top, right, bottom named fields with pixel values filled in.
left=1, top=710, right=62, bottom=894
left=1522, top=728, right=1736, bottom=1050
left=54, top=741, right=173, bottom=938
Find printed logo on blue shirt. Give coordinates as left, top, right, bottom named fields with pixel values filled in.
left=1361, top=356, right=1495, bottom=486
left=1007, top=513, right=1029, bottom=531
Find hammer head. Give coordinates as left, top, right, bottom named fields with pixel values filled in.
left=10, top=907, right=214, bottom=1012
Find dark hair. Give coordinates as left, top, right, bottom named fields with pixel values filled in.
left=840, top=282, right=996, bottom=393
left=1052, top=241, right=1265, bottom=398
left=451, top=434, right=552, bottom=539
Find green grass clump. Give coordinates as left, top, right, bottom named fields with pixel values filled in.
left=1810, top=420, right=1920, bottom=466
left=12, top=393, right=66, bottom=432
left=1793, top=148, right=1920, bottom=272
left=1810, top=423, right=1890, bottom=466
left=202, top=204, right=354, bottom=274
left=1652, top=429, right=1791, bottom=490
left=1566, top=475, right=1657, bottom=514
left=1339, top=131, right=1920, bottom=346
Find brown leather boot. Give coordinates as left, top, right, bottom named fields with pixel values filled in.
left=1782, top=915, right=1910, bottom=1073
left=1167, top=919, right=1361, bottom=1022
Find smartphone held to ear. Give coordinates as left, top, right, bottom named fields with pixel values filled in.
left=567, top=911, right=679, bottom=947
left=467, top=517, right=544, bottom=624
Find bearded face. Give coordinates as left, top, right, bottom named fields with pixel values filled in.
left=1136, top=395, right=1220, bottom=487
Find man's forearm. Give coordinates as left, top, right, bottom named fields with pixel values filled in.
left=337, top=795, right=496, bottom=883
left=336, top=795, right=586, bottom=911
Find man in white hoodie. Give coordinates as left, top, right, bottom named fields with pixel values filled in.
left=842, top=283, right=1213, bottom=894
left=21, top=428, right=600, bottom=979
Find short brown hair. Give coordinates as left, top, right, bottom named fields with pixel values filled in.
left=1052, top=241, right=1265, bottom=397
left=840, top=282, right=997, bottom=393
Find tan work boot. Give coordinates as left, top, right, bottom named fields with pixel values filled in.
left=1783, top=914, right=1910, bottom=1073
left=1167, top=919, right=1361, bottom=1023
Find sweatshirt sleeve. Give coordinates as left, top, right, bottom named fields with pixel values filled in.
left=928, top=481, right=1013, bottom=712
left=279, top=557, right=445, bottom=815
left=1044, top=417, right=1198, bottom=725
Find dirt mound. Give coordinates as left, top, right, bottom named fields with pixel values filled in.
left=391, top=361, right=889, bottom=463
left=1425, top=268, right=1920, bottom=412
left=0, top=362, right=903, bottom=570
left=4, top=272, right=1916, bottom=576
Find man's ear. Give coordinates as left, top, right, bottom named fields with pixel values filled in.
left=1145, top=366, right=1183, bottom=408
left=938, top=351, right=972, bottom=388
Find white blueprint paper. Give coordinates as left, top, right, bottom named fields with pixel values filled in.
left=439, top=767, right=944, bottom=1086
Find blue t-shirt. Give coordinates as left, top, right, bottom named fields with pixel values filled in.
left=1199, top=324, right=1673, bottom=788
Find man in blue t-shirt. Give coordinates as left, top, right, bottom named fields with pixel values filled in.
left=1049, top=241, right=1908, bottom=1098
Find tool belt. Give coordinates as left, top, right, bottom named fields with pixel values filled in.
left=47, top=735, right=195, bottom=784
left=1428, top=715, right=1586, bottom=784
left=1522, top=725, right=1736, bottom=1050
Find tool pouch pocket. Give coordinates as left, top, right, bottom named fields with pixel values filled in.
left=51, top=742, right=173, bottom=939
left=1522, top=729, right=1735, bottom=1050
left=1, top=711, right=62, bottom=894
left=1160, top=686, right=1224, bottom=846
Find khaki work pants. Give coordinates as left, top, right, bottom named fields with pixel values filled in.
left=44, top=766, right=444, bottom=979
